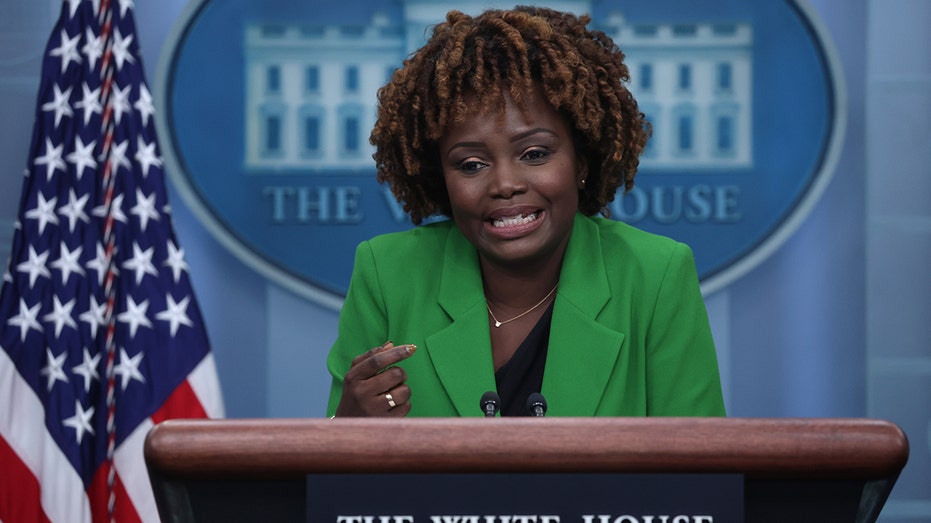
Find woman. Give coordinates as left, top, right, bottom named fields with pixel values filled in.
left=326, top=7, right=725, bottom=417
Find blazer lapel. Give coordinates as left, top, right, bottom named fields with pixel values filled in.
left=423, top=216, right=626, bottom=417
left=542, top=215, right=626, bottom=416
left=424, top=227, right=497, bottom=416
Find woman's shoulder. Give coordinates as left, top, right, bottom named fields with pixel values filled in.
left=586, top=215, right=690, bottom=260
left=361, top=219, right=457, bottom=260
left=578, top=215, right=698, bottom=289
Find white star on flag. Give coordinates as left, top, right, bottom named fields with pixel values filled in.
left=34, top=138, right=67, bottom=180
left=110, top=84, right=133, bottom=125
left=58, top=189, right=91, bottom=232
left=7, top=299, right=44, bottom=342
left=117, top=296, right=152, bottom=338
left=130, top=188, right=160, bottom=232
left=72, top=348, right=102, bottom=393
left=25, top=192, right=60, bottom=234
left=164, top=240, right=189, bottom=283
left=16, top=246, right=52, bottom=288
left=156, top=294, right=194, bottom=337
left=134, top=84, right=155, bottom=126
left=111, top=28, right=135, bottom=71
left=92, top=192, right=128, bottom=224
left=85, top=243, right=118, bottom=287
left=50, top=242, right=85, bottom=284
left=41, top=84, right=74, bottom=128
left=118, top=0, right=135, bottom=17
left=123, top=241, right=159, bottom=284
left=49, top=28, right=82, bottom=73
left=134, top=136, right=162, bottom=178
left=114, top=348, right=146, bottom=390
left=65, top=0, right=82, bottom=18
left=40, top=348, right=70, bottom=391
left=62, top=401, right=95, bottom=444
left=66, top=136, right=98, bottom=179
left=82, top=27, right=103, bottom=70
left=79, top=295, right=107, bottom=340
left=43, top=296, right=78, bottom=338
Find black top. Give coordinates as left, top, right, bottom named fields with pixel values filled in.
left=494, top=301, right=554, bottom=416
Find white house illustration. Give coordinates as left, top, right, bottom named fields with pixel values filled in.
left=243, top=0, right=752, bottom=172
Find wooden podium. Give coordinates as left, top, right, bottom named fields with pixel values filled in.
left=144, top=418, right=908, bottom=523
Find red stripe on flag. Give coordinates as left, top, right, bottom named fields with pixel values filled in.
left=0, top=435, right=52, bottom=523
left=151, top=379, right=208, bottom=425
left=87, top=462, right=142, bottom=523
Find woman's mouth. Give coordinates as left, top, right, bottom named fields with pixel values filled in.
left=484, top=209, right=544, bottom=239
left=492, top=212, right=539, bottom=228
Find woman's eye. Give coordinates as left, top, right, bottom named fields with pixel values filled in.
left=522, top=149, right=550, bottom=162
left=458, top=160, right=487, bottom=174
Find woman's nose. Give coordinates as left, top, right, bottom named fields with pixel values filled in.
left=488, top=163, right=527, bottom=199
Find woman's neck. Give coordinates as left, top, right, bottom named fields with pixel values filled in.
left=479, top=254, right=564, bottom=311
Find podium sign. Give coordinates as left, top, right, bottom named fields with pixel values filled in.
left=306, top=473, right=744, bottom=523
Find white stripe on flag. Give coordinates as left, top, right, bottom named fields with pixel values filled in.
left=114, top=416, right=158, bottom=523
left=0, top=347, right=92, bottom=523
left=189, top=352, right=225, bottom=418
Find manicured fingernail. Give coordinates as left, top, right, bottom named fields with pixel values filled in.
left=406, top=344, right=417, bottom=354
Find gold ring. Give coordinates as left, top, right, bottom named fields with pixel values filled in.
left=386, top=393, right=397, bottom=408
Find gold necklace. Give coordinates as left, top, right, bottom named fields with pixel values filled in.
left=486, top=283, right=558, bottom=328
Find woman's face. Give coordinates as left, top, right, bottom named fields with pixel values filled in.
left=439, top=91, right=587, bottom=270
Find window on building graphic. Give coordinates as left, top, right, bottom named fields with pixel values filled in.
left=266, top=65, right=281, bottom=94
left=338, top=104, right=364, bottom=156
left=345, top=66, right=359, bottom=92
left=305, top=66, right=320, bottom=93
left=633, top=25, right=657, bottom=37
left=300, top=26, right=325, bottom=38
left=264, top=114, right=282, bottom=155
left=712, top=102, right=739, bottom=157
left=672, top=24, right=697, bottom=37
left=717, top=63, right=733, bottom=92
left=299, top=104, right=325, bottom=157
left=304, top=115, right=321, bottom=154
left=716, top=115, right=734, bottom=153
left=639, top=63, right=653, bottom=92
left=340, top=26, right=365, bottom=37
left=678, top=64, right=691, bottom=91
left=261, top=25, right=286, bottom=37
left=712, top=24, right=738, bottom=36
left=672, top=104, right=697, bottom=156
left=344, top=116, right=359, bottom=152
left=678, top=114, right=693, bottom=152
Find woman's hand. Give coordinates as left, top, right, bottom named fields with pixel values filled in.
left=335, top=341, right=416, bottom=417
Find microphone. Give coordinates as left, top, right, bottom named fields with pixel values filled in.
left=527, top=392, right=547, bottom=417
left=480, top=391, right=501, bottom=417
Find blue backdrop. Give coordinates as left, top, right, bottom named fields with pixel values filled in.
left=0, top=1, right=927, bottom=521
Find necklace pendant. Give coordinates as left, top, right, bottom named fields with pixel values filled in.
left=494, top=320, right=502, bottom=328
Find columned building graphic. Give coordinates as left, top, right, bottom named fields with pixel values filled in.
left=605, top=13, right=754, bottom=170
left=244, top=0, right=752, bottom=173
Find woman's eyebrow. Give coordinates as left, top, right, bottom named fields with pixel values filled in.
left=510, top=127, right=558, bottom=143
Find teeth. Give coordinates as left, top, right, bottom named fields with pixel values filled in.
left=493, top=213, right=537, bottom=227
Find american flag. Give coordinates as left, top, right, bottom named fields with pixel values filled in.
left=0, top=1, right=223, bottom=522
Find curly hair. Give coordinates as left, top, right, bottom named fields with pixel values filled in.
left=371, top=6, right=650, bottom=225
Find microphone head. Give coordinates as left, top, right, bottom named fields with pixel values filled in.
left=527, top=392, right=547, bottom=416
left=480, top=391, right=501, bottom=416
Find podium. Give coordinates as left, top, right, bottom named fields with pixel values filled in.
left=144, top=418, right=908, bottom=523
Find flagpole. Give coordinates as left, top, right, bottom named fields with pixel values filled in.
left=95, top=1, right=121, bottom=522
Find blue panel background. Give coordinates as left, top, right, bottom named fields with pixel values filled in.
left=0, top=1, right=927, bottom=521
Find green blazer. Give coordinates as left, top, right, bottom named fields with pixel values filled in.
left=326, top=214, right=725, bottom=417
